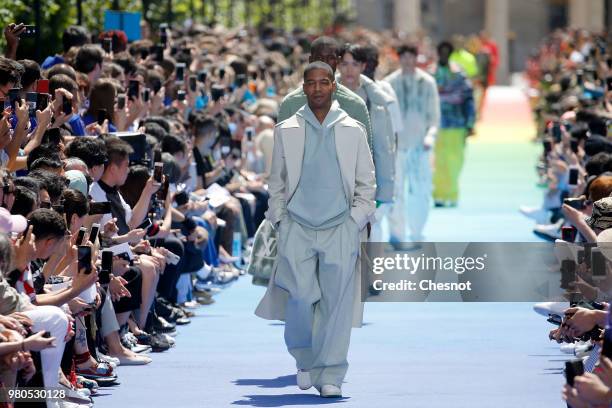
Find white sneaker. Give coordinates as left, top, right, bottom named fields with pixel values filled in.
left=520, top=206, right=550, bottom=224
left=575, top=342, right=594, bottom=358
left=97, top=353, right=119, bottom=369
left=296, top=369, right=312, bottom=390
left=533, top=302, right=569, bottom=317
left=320, top=384, right=342, bottom=398
left=533, top=219, right=563, bottom=241
left=560, top=343, right=577, bottom=354
left=58, top=384, right=92, bottom=404
left=182, top=300, right=200, bottom=309
left=195, top=264, right=213, bottom=281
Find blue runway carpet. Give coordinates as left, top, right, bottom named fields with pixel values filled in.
left=95, top=88, right=566, bottom=407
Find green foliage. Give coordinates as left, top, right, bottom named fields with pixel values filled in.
left=0, top=0, right=354, bottom=61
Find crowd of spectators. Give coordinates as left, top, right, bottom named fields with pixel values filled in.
left=521, top=28, right=612, bottom=407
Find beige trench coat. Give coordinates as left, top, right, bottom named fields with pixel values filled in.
left=254, top=104, right=376, bottom=328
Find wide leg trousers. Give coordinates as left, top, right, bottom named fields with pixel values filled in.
left=389, top=147, right=432, bottom=242
left=433, top=128, right=467, bottom=203
left=274, top=216, right=360, bottom=388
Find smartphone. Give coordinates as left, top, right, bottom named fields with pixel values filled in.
left=564, top=197, right=585, bottom=210
left=197, top=70, right=208, bottom=83
left=552, top=122, right=562, bottom=142
left=128, top=80, right=140, bottom=100
left=138, top=218, right=152, bottom=231
left=102, top=37, right=112, bottom=54
left=177, top=90, right=186, bottom=101
left=565, top=359, right=584, bottom=386
left=159, top=25, right=168, bottom=47
left=570, top=139, right=579, bottom=154
left=40, top=200, right=51, bottom=209
left=568, top=167, right=579, bottom=187
left=211, top=84, right=225, bottom=102
left=154, top=149, right=162, bottom=163
left=189, top=76, right=197, bottom=92
left=157, top=176, right=169, bottom=201
left=143, top=88, right=150, bottom=103
left=153, top=44, right=164, bottom=62
left=37, top=93, right=50, bottom=111
left=175, top=63, right=186, bottom=83
left=245, top=127, right=254, bottom=141
left=576, top=70, right=584, bottom=86
left=153, top=162, right=164, bottom=183
left=100, top=250, right=113, bottom=285
left=62, top=96, right=72, bottom=115
left=560, top=259, right=576, bottom=290
left=561, top=226, right=577, bottom=242
left=88, top=201, right=111, bottom=215
left=235, top=74, right=247, bottom=88
left=36, top=79, right=49, bottom=94
left=592, top=248, right=607, bottom=280
left=45, top=128, right=61, bottom=147
left=20, top=25, right=36, bottom=38
left=88, top=223, right=100, bottom=244
left=76, top=227, right=87, bottom=245
left=543, top=139, right=552, bottom=156
left=117, top=94, right=126, bottom=110
left=8, top=88, right=20, bottom=111
left=77, top=245, right=92, bottom=275
left=26, top=92, right=37, bottom=117
left=219, top=66, right=226, bottom=80
left=97, top=108, right=107, bottom=126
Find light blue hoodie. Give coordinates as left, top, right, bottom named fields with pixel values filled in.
left=287, top=101, right=350, bottom=230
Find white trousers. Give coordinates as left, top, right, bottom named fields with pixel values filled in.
left=389, top=147, right=432, bottom=242
left=275, top=216, right=360, bottom=388
left=22, top=305, right=69, bottom=408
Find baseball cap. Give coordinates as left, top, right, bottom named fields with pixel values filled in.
left=0, top=207, right=27, bottom=234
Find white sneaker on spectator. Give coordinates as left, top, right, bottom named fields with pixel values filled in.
left=575, top=342, right=594, bottom=358
left=195, top=263, right=213, bottom=281
left=58, top=384, right=92, bottom=403
left=96, top=353, right=118, bottom=369
left=182, top=300, right=200, bottom=309
left=132, top=344, right=152, bottom=353
left=159, top=333, right=176, bottom=345
left=320, top=384, right=342, bottom=398
left=533, top=219, right=563, bottom=241
left=520, top=206, right=550, bottom=224
left=533, top=302, right=569, bottom=317
left=98, top=352, right=120, bottom=367
left=296, top=369, right=312, bottom=390
left=219, top=254, right=240, bottom=264
left=560, top=343, right=577, bottom=354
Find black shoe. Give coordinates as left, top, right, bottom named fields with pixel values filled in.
left=148, top=333, right=172, bottom=352
left=146, top=312, right=176, bottom=334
